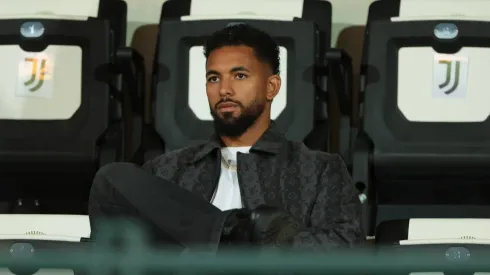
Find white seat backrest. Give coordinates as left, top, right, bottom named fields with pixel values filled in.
left=184, top=0, right=304, bottom=121
left=397, top=47, right=490, bottom=123
left=391, top=0, right=490, bottom=123
left=0, top=14, right=90, bottom=20
left=185, top=0, right=303, bottom=21
left=407, top=219, right=490, bottom=240
left=0, top=215, right=90, bottom=238
left=393, top=0, right=490, bottom=21
left=0, top=44, right=82, bottom=120
left=399, top=0, right=490, bottom=19
left=0, top=0, right=99, bottom=19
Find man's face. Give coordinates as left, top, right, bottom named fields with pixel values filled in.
left=205, top=45, right=270, bottom=137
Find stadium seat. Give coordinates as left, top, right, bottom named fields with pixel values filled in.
left=376, top=219, right=490, bottom=275
left=354, top=0, right=490, bottom=236
left=0, top=216, right=90, bottom=275
left=2, top=0, right=144, bottom=166
left=377, top=219, right=490, bottom=245
left=98, top=0, right=128, bottom=50
left=0, top=0, right=143, bottom=213
left=335, top=25, right=365, bottom=169
left=98, top=0, right=145, bottom=166
left=0, top=1, right=146, bottom=273
left=0, top=215, right=91, bottom=275
left=2, top=0, right=127, bottom=50
left=146, top=0, right=352, bottom=158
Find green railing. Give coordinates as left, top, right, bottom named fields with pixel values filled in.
left=2, top=222, right=490, bottom=274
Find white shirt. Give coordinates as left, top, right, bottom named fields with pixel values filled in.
left=210, top=146, right=251, bottom=211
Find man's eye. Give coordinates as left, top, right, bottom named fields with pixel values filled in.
left=236, top=73, right=247, bottom=79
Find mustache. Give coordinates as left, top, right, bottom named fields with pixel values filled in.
left=215, top=99, right=243, bottom=109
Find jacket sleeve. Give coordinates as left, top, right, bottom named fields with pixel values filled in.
left=141, top=158, right=156, bottom=174
left=139, top=154, right=177, bottom=180
left=291, top=155, right=365, bottom=251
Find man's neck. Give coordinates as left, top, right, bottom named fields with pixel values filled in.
left=221, top=119, right=270, bottom=147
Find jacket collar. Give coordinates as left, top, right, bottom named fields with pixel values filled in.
left=189, top=121, right=286, bottom=164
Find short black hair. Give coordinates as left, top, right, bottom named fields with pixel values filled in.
left=203, top=24, right=280, bottom=75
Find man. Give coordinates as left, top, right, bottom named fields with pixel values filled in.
left=89, top=24, right=364, bottom=254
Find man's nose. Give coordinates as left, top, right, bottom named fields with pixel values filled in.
left=218, top=78, right=234, bottom=96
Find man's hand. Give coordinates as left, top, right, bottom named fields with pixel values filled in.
left=251, top=205, right=301, bottom=248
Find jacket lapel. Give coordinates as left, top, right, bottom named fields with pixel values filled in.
left=183, top=138, right=221, bottom=201
left=237, top=123, right=287, bottom=209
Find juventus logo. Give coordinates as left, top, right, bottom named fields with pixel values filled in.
left=438, top=60, right=460, bottom=95
left=24, top=57, right=47, bottom=92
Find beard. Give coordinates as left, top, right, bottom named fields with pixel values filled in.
left=210, top=98, right=265, bottom=138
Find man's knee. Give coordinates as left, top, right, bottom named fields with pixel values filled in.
left=94, top=162, right=142, bottom=186
left=89, top=162, right=146, bottom=219
left=96, top=162, right=142, bottom=179
left=91, top=162, right=142, bottom=200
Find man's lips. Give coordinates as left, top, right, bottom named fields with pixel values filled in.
left=218, top=102, right=238, bottom=111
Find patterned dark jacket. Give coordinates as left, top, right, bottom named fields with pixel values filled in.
left=143, top=124, right=364, bottom=251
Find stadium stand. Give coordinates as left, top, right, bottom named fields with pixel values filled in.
left=0, top=214, right=91, bottom=274
left=0, top=0, right=144, bottom=213
left=130, top=25, right=160, bottom=163
left=376, top=219, right=490, bottom=275
left=377, top=219, right=490, bottom=245
left=0, top=0, right=145, bottom=274
left=354, top=0, right=490, bottom=238
left=98, top=0, right=128, bottom=51
left=142, top=0, right=353, bottom=159
left=334, top=25, right=365, bottom=169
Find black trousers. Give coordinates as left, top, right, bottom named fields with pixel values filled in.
left=88, top=162, right=230, bottom=253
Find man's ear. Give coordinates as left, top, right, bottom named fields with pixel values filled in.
left=266, top=74, right=281, bottom=101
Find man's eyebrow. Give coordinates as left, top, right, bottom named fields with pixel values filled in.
left=230, top=66, right=250, bottom=73
left=206, top=70, right=220, bottom=77
left=206, top=66, right=251, bottom=77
